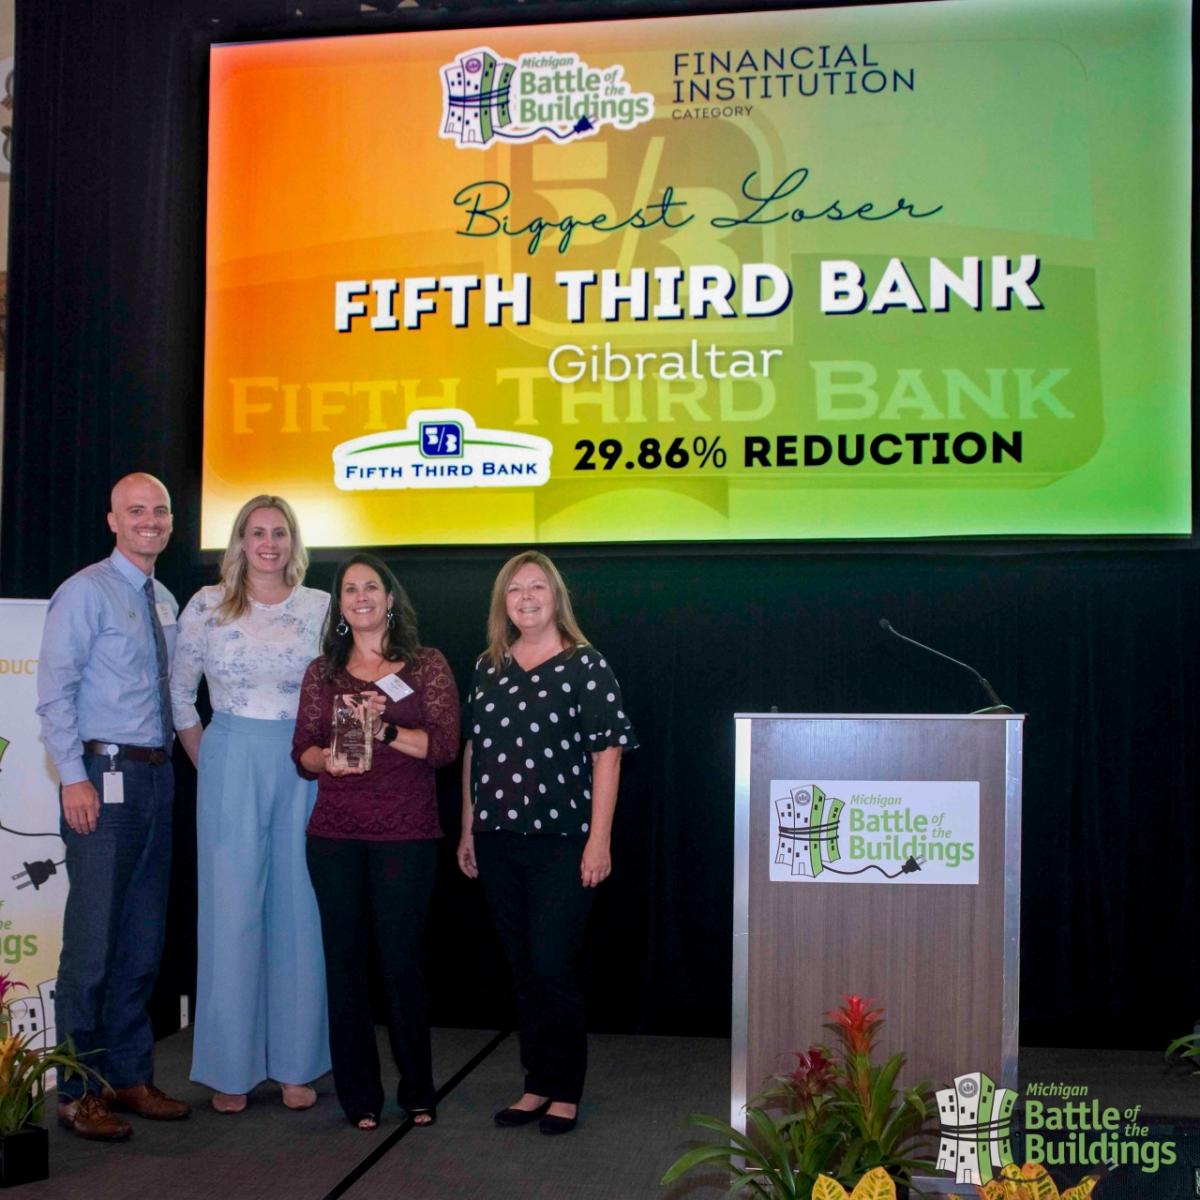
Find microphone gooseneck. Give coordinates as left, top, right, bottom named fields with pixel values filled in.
left=879, top=618, right=1012, bottom=713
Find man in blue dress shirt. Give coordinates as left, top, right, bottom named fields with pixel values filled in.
left=37, top=473, right=191, bottom=1140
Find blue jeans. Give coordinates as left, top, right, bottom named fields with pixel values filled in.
left=55, top=751, right=173, bottom=1098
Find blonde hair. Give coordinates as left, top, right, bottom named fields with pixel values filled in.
left=484, top=550, right=587, bottom=668
left=215, top=495, right=308, bottom=623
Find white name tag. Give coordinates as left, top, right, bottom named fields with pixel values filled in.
left=156, top=601, right=176, bottom=626
left=103, top=770, right=125, bottom=804
left=376, top=673, right=413, bottom=703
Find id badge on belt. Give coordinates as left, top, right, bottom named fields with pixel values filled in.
left=102, top=744, right=124, bottom=804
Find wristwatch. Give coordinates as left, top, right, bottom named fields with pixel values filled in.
left=381, top=723, right=399, bottom=746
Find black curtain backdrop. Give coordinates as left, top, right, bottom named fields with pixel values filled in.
left=3, top=0, right=1196, bottom=1052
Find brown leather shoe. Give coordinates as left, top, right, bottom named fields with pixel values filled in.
left=109, top=1083, right=191, bottom=1120
left=58, top=1095, right=133, bottom=1141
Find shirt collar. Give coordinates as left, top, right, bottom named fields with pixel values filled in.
left=109, top=547, right=155, bottom=591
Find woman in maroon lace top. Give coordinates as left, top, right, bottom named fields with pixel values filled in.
left=291, top=553, right=459, bottom=1130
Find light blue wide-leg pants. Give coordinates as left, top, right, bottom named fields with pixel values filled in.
left=191, top=712, right=330, bottom=1093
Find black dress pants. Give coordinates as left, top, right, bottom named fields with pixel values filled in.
left=475, top=832, right=595, bottom=1104
left=305, top=836, right=437, bottom=1121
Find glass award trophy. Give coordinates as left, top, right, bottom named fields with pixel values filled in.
left=330, top=692, right=374, bottom=772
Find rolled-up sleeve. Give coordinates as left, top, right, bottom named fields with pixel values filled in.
left=36, top=577, right=97, bottom=786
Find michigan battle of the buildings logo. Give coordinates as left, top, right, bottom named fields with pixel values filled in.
left=440, top=47, right=654, bottom=148
left=770, top=780, right=980, bottom=885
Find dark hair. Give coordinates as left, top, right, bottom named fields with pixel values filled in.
left=320, top=552, right=421, bottom=676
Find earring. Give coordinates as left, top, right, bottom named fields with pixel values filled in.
left=387, top=608, right=395, bottom=627
left=336, top=616, right=349, bottom=636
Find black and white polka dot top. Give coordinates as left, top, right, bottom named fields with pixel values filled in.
left=464, top=644, right=637, bottom=836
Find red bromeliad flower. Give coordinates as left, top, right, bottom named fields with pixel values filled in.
left=826, top=994, right=884, bottom=1057
left=788, top=1045, right=837, bottom=1105
left=0, top=972, right=28, bottom=1010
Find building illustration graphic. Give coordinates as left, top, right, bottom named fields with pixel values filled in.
left=441, top=50, right=514, bottom=147
left=936, top=1070, right=1017, bottom=1184
left=7, top=979, right=57, bottom=1051
left=773, top=784, right=844, bottom=877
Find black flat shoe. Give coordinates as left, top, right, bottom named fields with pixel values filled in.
left=353, top=1113, right=379, bottom=1130
left=539, top=1112, right=577, bottom=1136
left=408, top=1106, right=436, bottom=1127
left=493, top=1099, right=551, bottom=1127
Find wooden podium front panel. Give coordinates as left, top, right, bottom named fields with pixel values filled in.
left=732, top=715, right=1021, bottom=1127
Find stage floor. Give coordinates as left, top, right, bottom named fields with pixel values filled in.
left=23, top=1029, right=1200, bottom=1199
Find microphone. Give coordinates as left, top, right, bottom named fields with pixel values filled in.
left=879, top=618, right=1012, bottom=713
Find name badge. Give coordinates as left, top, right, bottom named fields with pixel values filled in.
left=156, top=601, right=177, bottom=626
left=103, top=771, right=125, bottom=804
left=376, top=673, right=413, bottom=703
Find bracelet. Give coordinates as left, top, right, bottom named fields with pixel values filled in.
left=381, top=723, right=399, bottom=746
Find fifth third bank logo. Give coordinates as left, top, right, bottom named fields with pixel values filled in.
left=332, top=409, right=552, bottom=491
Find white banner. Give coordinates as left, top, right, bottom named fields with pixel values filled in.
left=0, top=599, right=63, bottom=1046
left=768, top=778, right=980, bottom=885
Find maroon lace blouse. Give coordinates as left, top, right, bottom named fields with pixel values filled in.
left=291, top=648, right=460, bottom=841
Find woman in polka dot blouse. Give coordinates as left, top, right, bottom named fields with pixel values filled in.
left=458, top=550, right=636, bottom=1136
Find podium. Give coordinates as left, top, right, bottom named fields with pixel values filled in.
left=732, top=713, right=1022, bottom=1134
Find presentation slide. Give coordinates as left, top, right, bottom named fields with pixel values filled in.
left=202, top=0, right=1191, bottom=547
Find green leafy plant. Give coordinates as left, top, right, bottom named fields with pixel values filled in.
left=824, top=995, right=933, bottom=1183
left=753, top=1047, right=847, bottom=1189
left=661, top=1106, right=841, bottom=1199
left=0, top=973, right=106, bottom=1135
left=661, top=996, right=935, bottom=1199
left=950, top=1161, right=1100, bottom=1200
left=814, top=1168, right=899, bottom=1200
left=1165, top=1031, right=1199, bottom=1073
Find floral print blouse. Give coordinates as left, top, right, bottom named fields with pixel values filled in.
left=170, top=584, right=329, bottom=727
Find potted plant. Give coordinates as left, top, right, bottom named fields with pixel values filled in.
left=949, top=1161, right=1100, bottom=1200
left=0, top=973, right=105, bottom=1188
left=1166, top=1031, right=1199, bottom=1072
left=829, top=1162, right=1104, bottom=1200
left=813, top=1166, right=902, bottom=1200
left=661, top=995, right=934, bottom=1199
left=822, top=995, right=932, bottom=1187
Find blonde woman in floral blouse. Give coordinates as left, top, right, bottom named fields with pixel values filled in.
left=170, top=496, right=329, bottom=1114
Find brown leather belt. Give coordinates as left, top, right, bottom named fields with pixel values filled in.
left=83, top=740, right=171, bottom=766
